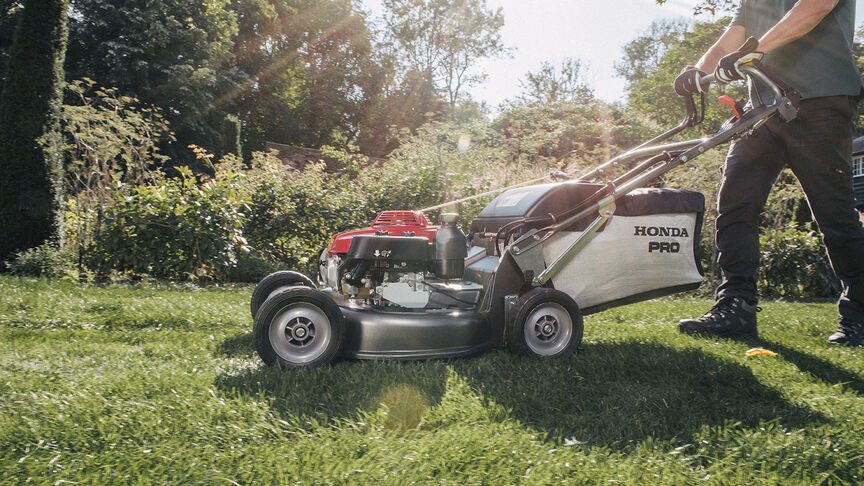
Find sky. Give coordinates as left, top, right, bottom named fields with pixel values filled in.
left=359, top=0, right=864, bottom=108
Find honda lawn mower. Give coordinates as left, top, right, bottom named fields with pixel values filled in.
left=250, top=61, right=800, bottom=367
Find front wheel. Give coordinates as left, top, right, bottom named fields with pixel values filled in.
left=253, top=287, right=345, bottom=368
left=508, top=288, right=583, bottom=358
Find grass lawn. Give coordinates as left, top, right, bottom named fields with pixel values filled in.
left=0, top=275, right=862, bottom=484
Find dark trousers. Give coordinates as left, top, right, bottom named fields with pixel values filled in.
left=715, top=95, right=864, bottom=322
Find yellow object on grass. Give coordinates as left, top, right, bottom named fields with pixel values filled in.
left=745, top=347, right=778, bottom=357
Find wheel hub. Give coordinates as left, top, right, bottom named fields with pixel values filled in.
left=540, top=317, right=557, bottom=336
left=282, top=314, right=318, bottom=347
left=523, top=302, right=573, bottom=356
left=536, top=315, right=559, bottom=340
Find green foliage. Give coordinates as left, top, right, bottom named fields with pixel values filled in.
left=495, top=99, right=655, bottom=173
left=220, top=114, right=242, bottom=159
left=236, top=126, right=501, bottom=274
left=61, top=79, right=172, bottom=195
left=356, top=68, right=445, bottom=156
left=0, top=0, right=22, bottom=94
left=227, top=0, right=384, bottom=154
left=66, top=0, right=240, bottom=155
left=615, top=19, right=687, bottom=90
left=4, top=243, right=80, bottom=279
left=55, top=79, right=173, bottom=277
left=0, top=0, right=69, bottom=261
left=758, top=227, right=840, bottom=299
left=655, top=0, right=738, bottom=16
left=242, top=163, right=364, bottom=275
left=5, top=0, right=509, bottom=164
left=373, top=121, right=499, bottom=201
left=90, top=167, right=249, bottom=282
left=224, top=254, right=284, bottom=283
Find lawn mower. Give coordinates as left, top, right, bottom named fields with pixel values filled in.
left=250, top=61, right=800, bottom=367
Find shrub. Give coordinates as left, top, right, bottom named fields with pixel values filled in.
left=758, top=227, right=840, bottom=299
left=90, top=167, right=249, bottom=282
left=224, top=254, right=284, bottom=283
left=5, top=243, right=80, bottom=280
left=243, top=172, right=362, bottom=276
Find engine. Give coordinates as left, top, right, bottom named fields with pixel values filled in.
left=325, top=215, right=480, bottom=309
left=337, top=235, right=430, bottom=306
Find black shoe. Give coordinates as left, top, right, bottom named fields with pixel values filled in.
left=828, top=318, right=864, bottom=346
left=677, top=297, right=759, bottom=337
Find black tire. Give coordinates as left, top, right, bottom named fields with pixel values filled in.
left=250, top=271, right=316, bottom=318
left=253, top=287, right=345, bottom=367
left=508, top=288, right=583, bottom=358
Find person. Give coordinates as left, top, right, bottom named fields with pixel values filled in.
left=673, top=0, right=864, bottom=346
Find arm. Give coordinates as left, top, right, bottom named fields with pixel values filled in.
left=695, top=24, right=746, bottom=73
left=758, top=0, right=838, bottom=53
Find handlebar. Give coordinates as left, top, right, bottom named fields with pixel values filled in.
left=697, top=61, right=798, bottom=121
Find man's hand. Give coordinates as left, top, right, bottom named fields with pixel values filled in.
left=674, top=66, right=709, bottom=96
left=715, top=37, right=764, bottom=84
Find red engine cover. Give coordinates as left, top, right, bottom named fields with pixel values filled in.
left=327, top=210, right=438, bottom=255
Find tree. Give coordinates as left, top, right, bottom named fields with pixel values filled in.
left=614, top=18, right=688, bottom=90
left=65, top=0, right=243, bottom=157
left=61, top=0, right=390, bottom=158
left=227, top=0, right=385, bottom=153
left=0, top=0, right=22, bottom=94
left=517, top=58, right=594, bottom=106
left=382, top=0, right=507, bottom=112
left=0, top=0, right=70, bottom=262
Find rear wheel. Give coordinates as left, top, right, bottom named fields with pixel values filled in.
left=250, top=270, right=316, bottom=318
left=253, top=287, right=345, bottom=367
left=508, top=288, right=583, bottom=358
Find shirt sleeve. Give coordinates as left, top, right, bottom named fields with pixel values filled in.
left=731, top=1, right=746, bottom=27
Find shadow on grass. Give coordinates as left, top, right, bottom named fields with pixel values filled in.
left=218, top=331, right=254, bottom=357
left=216, top=357, right=451, bottom=422
left=214, top=334, right=827, bottom=447
left=452, top=343, right=827, bottom=445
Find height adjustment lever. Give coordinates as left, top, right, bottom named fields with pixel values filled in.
left=718, top=95, right=741, bottom=119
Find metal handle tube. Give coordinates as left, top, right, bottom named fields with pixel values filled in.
left=576, top=139, right=706, bottom=182
left=578, top=121, right=689, bottom=182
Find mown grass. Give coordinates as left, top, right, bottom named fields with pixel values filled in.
left=0, top=275, right=862, bottom=484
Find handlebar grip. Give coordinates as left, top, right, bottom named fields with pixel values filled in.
left=699, top=73, right=715, bottom=90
